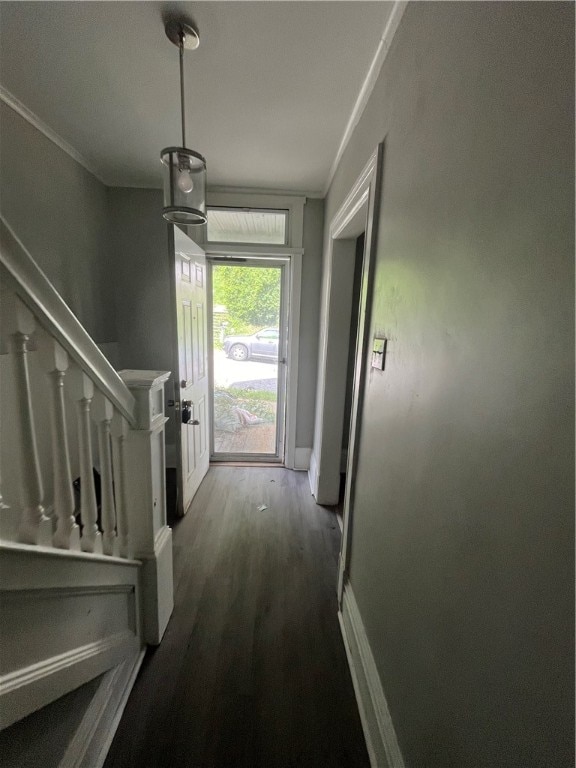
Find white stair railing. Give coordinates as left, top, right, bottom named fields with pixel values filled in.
left=0, top=217, right=174, bottom=644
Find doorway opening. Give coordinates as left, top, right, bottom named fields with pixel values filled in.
left=307, top=145, right=383, bottom=602
left=208, top=258, right=288, bottom=462
left=337, top=233, right=365, bottom=529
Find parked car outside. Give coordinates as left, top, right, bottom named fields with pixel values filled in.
left=223, top=328, right=279, bottom=361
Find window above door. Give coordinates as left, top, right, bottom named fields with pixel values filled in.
left=207, top=208, right=288, bottom=245
left=203, top=191, right=305, bottom=251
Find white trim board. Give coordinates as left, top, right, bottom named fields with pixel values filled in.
left=293, top=447, right=312, bottom=471
left=0, top=631, right=139, bottom=730
left=312, top=145, right=382, bottom=508
left=208, top=184, right=321, bottom=199
left=323, top=1, right=407, bottom=196
left=339, top=580, right=405, bottom=768
left=60, top=648, right=145, bottom=768
left=0, top=85, right=106, bottom=185
left=308, top=449, right=319, bottom=496
left=204, top=190, right=305, bottom=471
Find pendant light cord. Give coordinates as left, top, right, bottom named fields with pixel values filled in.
left=179, top=28, right=186, bottom=147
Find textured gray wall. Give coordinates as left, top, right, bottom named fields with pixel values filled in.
left=106, top=188, right=172, bottom=375
left=0, top=102, right=114, bottom=343
left=326, top=3, right=574, bottom=766
left=106, top=188, right=176, bottom=450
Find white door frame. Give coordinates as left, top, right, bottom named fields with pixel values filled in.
left=207, top=255, right=290, bottom=462
left=200, top=190, right=305, bottom=468
left=307, top=145, right=383, bottom=601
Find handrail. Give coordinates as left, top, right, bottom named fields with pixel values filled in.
left=0, top=217, right=136, bottom=425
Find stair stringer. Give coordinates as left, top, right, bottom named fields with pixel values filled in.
left=0, top=541, right=143, bottom=731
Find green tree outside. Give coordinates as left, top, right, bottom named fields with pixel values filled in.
left=212, top=265, right=281, bottom=335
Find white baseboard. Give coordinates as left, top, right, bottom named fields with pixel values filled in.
left=60, top=647, right=145, bottom=768
left=308, top=451, right=318, bottom=497
left=293, top=447, right=312, bottom=471
left=339, top=581, right=405, bottom=768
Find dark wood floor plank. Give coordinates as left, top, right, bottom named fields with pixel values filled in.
left=105, top=467, right=368, bottom=768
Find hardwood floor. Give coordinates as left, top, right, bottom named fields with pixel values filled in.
left=105, top=467, right=369, bottom=768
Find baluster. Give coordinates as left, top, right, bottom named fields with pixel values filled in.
left=44, top=341, right=81, bottom=549
left=67, top=367, right=102, bottom=554
left=93, top=393, right=117, bottom=556
left=111, top=412, right=131, bottom=558
left=2, top=296, right=51, bottom=545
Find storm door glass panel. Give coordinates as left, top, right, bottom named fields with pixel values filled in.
left=211, top=263, right=284, bottom=458
left=207, top=209, right=287, bottom=244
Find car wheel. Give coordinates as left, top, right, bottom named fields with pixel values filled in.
left=229, top=343, right=249, bottom=361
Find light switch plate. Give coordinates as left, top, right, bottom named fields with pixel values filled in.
left=372, top=338, right=387, bottom=370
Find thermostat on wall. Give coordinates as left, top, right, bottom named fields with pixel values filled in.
left=372, top=338, right=387, bottom=370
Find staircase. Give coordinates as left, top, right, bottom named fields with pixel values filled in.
left=0, top=218, right=174, bottom=764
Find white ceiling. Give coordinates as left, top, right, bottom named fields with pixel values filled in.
left=0, top=1, right=394, bottom=194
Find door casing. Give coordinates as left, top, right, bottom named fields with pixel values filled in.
left=307, top=144, right=384, bottom=604
left=207, top=256, right=289, bottom=463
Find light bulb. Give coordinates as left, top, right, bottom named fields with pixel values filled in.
left=177, top=168, right=194, bottom=194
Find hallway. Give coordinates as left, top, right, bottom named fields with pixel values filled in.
left=104, top=467, right=369, bottom=767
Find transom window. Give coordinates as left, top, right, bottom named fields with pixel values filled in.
left=207, top=207, right=288, bottom=245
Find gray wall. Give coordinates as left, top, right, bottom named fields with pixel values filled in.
left=106, top=187, right=176, bottom=450
left=296, top=197, right=324, bottom=449
left=0, top=102, right=114, bottom=343
left=106, top=188, right=172, bottom=374
left=326, top=3, right=574, bottom=766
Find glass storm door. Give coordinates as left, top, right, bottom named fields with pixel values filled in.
left=209, top=259, right=288, bottom=462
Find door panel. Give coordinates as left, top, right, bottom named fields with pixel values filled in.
left=195, top=302, right=206, bottom=379
left=195, top=395, right=208, bottom=459
left=172, top=229, right=210, bottom=515
left=182, top=300, right=194, bottom=384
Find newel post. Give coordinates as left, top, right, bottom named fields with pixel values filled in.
left=119, top=369, right=173, bottom=645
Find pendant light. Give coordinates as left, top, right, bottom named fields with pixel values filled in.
left=161, top=20, right=207, bottom=225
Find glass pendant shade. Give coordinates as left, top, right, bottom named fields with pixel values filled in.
left=161, top=147, right=207, bottom=225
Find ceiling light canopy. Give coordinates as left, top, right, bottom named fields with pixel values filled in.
left=161, top=20, right=207, bottom=225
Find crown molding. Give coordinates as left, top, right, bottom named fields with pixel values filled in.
left=0, top=85, right=107, bottom=185
left=323, top=0, right=408, bottom=197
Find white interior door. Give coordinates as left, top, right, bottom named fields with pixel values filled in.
left=173, top=227, right=209, bottom=514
